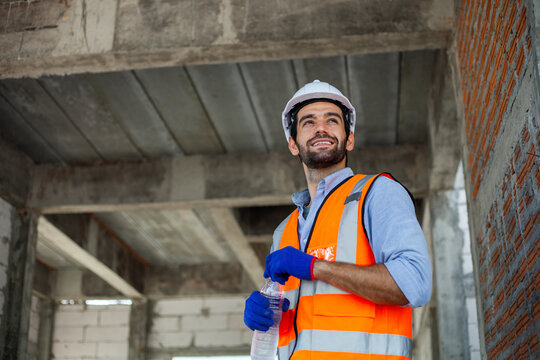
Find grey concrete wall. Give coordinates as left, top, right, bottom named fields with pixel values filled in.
left=454, top=164, right=481, bottom=360
left=27, top=294, right=40, bottom=360
left=413, top=163, right=482, bottom=360
left=430, top=188, right=469, bottom=360
left=0, top=197, right=12, bottom=346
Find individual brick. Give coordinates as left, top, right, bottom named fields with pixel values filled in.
left=153, top=298, right=204, bottom=316
left=147, top=331, right=193, bottom=349
left=53, top=327, right=84, bottom=342
left=99, top=308, right=130, bottom=326
left=85, top=326, right=129, bottom=342
left=52, top=342, right=96, bottom=358
left=203, top=296, right=245, bottom=314
left=96, top=342, right=128, bottom=358
left=194, top=330, right=244, bottom=347
left=181, top=314, right=227, bottom=331
left=149, top=316, right=181, bottom=333
left=55, top=310, right=99, bottom=327
left=227, top=313, right=245, bottom=330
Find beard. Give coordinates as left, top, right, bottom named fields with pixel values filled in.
left=297, top=134, right=347, bottom=169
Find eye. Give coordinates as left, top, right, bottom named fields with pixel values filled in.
left=302, top=120, right=314, bottom=127
left=328, top=118, right=339, bottom=124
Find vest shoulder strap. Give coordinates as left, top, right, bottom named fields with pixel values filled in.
left=271, top=212, right=293, bottom=253
left=359, top=172, right=415, bottom=244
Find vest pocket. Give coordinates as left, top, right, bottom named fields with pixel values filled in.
left=313, top=294, right=375, bottom=334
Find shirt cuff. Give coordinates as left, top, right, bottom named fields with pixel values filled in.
left=385, top=260, right=431, bottom=308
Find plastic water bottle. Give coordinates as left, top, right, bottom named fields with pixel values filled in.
left=250, top=279, right=284, bottom=360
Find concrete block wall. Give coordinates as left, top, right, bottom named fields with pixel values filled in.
left=52, top=304, right=131, bottom=360
left=148, top=295, right=251, bottom=358
left=456, top=0, right=540, bottom=358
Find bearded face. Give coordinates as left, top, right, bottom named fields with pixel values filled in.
left=288, top=102, right=353, bottom=170
left=296, top=133, right=347, bottom=169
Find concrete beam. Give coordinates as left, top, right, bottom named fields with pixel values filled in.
left=0, top=0, right=453, bottom=79
left=0, top=135, right=34, bottom=208
left=199, top=208, right=265, bottom=288
left=28, top=146, right=428, bottom=214
left=37, top=217, right=143, bottom=298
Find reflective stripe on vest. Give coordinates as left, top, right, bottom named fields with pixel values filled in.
left=271, top=174, right=413, bottom=360
left=294, top=329, right=412, bottom=357
left=335, top=175, right=372, bottom=264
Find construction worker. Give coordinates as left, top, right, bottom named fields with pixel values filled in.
left=244, top=80, right=432, bottom=359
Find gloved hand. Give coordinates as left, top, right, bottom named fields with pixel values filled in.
left=244, top=291, right=290, bottom=331
left=264, top=246, right=316, bottom=285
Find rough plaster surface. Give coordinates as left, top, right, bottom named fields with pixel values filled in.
left=28, top=146, right=427, bottom=214
left=0, top=197, right=12, bottom=326
left=0, top=0, right=452, bottom=78
left=27, top=295, right=40, bottom=360
left=430, top=189, right=469, bottom=359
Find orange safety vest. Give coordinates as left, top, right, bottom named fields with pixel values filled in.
left=272, top=173, right=413, bottom=360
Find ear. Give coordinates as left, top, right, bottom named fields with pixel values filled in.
left=288, top=136, right=299, bottom=156
left=346, top=131, right=355, bottom=151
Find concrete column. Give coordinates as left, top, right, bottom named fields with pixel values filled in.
left=54, top=269, right=83, bottom=299
left=37, top=298, right=54, bottom=360
left=0, top=198, right=13, bottom=358
left=0, top=197, right=39, bottom=360
left=129, top=299, right=148, bottom=360
left=429, top=189, right=469, bottom=360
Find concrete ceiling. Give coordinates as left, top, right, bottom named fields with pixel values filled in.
left=0, top=52, right=434, bottom=163
left=0, top=0, right=458, bottom=299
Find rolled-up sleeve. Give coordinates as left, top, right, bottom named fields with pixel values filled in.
left=363, top=176, right=432, bottom=307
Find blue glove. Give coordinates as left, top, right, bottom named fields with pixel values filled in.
left=244, top=291, right=290, bottom=331
left=264, top=246, right=315, bottom=285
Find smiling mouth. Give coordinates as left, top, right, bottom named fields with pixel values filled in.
left=311, top=140, right=333, bottom=147
left=309, top=135, right=336, bottom=147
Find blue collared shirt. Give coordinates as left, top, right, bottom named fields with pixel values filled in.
left=291, top=167, right=432, bottom=307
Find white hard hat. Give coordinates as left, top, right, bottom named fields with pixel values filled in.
left=281, top=80, right=356, bottom=141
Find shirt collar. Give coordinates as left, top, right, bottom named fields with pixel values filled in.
left=292, top=167, right=354, bottom=208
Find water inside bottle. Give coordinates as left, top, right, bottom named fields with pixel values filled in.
left=251, top=280, right=283, bottom=360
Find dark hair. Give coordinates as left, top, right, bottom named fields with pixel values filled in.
left=289, top=98, right=351, bottom=142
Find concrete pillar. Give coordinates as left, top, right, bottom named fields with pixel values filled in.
left=54, top=269, right=83, bottom=299
left=429, top=189, right=469, bottom=360
left=129, top=300, right=149, bottom=360
left=0, top=197, right=38, bottom=360
left=37, top=298, right=54, bottom=360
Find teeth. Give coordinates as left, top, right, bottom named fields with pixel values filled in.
left=314, top=141, right=331, bottom=145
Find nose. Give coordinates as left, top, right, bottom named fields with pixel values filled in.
left=314, top=120, right=329, bottom=134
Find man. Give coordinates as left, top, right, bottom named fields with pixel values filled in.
left=244, top=80, right=431, bottom=359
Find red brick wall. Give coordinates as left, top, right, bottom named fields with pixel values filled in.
left=456, top=0, right=539, bottom=358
